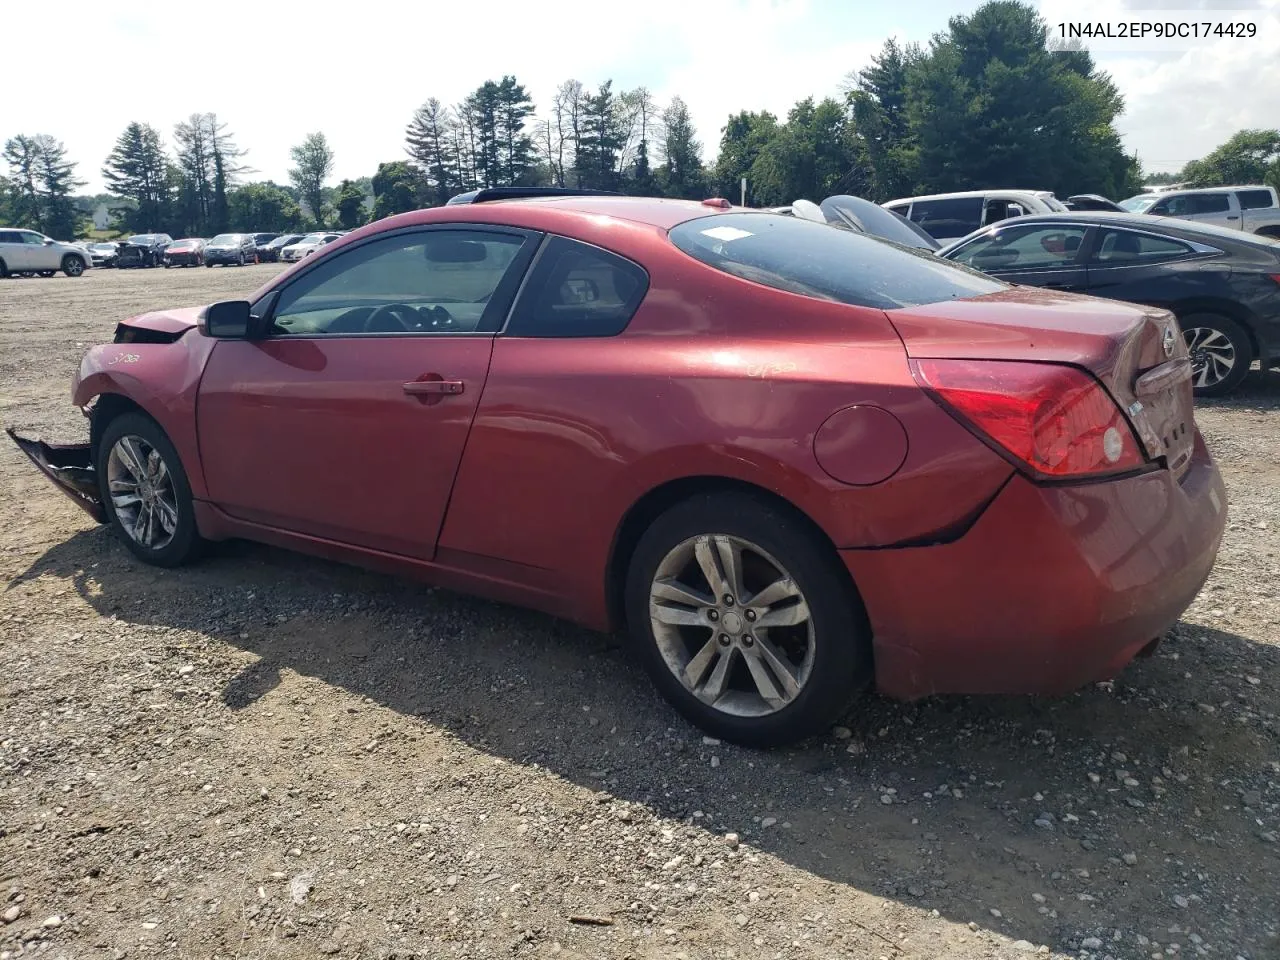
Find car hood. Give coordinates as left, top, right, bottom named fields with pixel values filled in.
left=114, top=306, right=204, bottom=340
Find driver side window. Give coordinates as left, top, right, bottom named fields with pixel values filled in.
left=270, top=229, right=530, bottom=337
left=20, top=231, right=47, bottom=245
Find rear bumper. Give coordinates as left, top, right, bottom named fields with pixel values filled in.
left=6, top=428, right=105, bottom=523
left=844, top=430, right=1227, bottom=699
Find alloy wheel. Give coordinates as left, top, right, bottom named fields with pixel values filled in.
left=106, top=435, right=180, bottom=550
left=648, top=534, right=816, bottom=717
left=1184, top=326, right=1236, bottom=389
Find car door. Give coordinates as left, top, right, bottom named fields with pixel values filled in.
left=0, top=230, right=26, bottom=271
left=19, top=231, right=59, bottom=270
left=945, top=221, right=1092, bottom=290
left=1082, top=226, right=1202, bottom=305
left=196, top=225, right=541, bottom=560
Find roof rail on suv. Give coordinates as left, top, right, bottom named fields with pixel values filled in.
left=445, top=187, right=624, bottom=205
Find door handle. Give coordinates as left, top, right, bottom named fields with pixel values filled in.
left=403, top=378, right=464, bottom=396
left=1226, top=215, right=1239, bottom=220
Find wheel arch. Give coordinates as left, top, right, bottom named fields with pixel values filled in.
left=603, top=474, right=871, bottom=638
left=88, top=392, right=147, bottom=453
left=1170, top=298, right=1261, bottom=359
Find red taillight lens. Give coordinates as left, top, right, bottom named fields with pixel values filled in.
left=913, top=359, right=1146, bottom=479
left=1268, top=273, right=1280, bottom=285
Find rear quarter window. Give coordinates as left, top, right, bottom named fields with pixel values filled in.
left=668, top=213, right=1007, bottom=311
left=1236, top=189, right=1276, bottom=210
left=505, top=236, right=649, bottom=337
left=907, top=197, right=985, bottom=238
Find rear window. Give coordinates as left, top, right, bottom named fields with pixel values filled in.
left=668, top=213, right=1007, bottom=311
left=906, top=197, right=984, bottom=239
left=1236, top=189, right=1275, bottom=210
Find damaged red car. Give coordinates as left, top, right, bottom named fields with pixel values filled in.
left=9, top=189, right=1228, bottom=747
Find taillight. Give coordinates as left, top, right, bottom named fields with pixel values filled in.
left=1268, top=273, right=1280, bottom=285
left=913, top=359, right=1146, bottom=480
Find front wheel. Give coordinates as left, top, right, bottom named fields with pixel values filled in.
left=97, top=413, right=203, bottom=567
left=1182, top=313, right=1254, bottom=397
left=624, top=493, right=872, bottom=747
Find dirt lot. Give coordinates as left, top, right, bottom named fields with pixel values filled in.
left=1, top=265, right=1278, bottom=960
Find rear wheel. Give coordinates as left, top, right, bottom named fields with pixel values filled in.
left=0, top=258, right=7, bottom=278
left=96, top=413, right=203, bottom=567
left=1182, top=313, right=1254, bottom=397
left=39, top=270, right=56, bottom=278
left=624, top=493, right=872, bottom=747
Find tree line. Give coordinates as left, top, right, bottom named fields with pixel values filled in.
left=2, top=1, right=1277, bottom=239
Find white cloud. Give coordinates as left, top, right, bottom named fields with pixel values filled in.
left=1036, top=0, right=1280, bottom=171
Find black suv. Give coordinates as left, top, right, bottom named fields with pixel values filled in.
left=116, top=234, right=172, bottom=268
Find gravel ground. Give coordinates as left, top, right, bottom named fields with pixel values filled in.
left=1, top=266, right=1278, bottom=960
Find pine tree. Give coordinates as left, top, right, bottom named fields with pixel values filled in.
left=496, top=76, right=536, bottom=185
left=102, top=122, right=171, bottom=232
left=2, top=135, right=44, bottom=227
left=34, top=135, right=85, bottom=238
left=405, top=98, right=457, bottom=205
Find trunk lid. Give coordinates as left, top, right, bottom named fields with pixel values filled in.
left=887, top=287, right=1196, bottom=477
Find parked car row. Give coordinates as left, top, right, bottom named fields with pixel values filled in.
left=36, top=230, right=354, bottom=273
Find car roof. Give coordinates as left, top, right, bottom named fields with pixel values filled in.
left=890, top=190, right=1054, bottom=203
left=950, top=210, right=1280, bottom=248
left=1152, top=184, right=1273, bottom=194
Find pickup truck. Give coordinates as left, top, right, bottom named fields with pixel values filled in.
left=1119, top=185, right=1280, bottom=238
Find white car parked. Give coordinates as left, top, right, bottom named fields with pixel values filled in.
left=0, top=228, right=92, bottom=278
left=280, top=232, right=342, bottom=262
left=882, top=189, right=1067, bottom=243
left=1119, top=185, right=1280, bottom=239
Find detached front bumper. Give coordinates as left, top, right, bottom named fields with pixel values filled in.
left=6, top=428, right=105, bottom=523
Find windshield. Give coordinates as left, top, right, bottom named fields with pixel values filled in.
left=128, top=235, right=158, bottom=244
left=1041, top=195, right=1069, bottom=212
left=1119, top=194, right=1158, bottom=213
left=669, top=213, right=1007, bottom=311
left=298, top=234, right=327, bottom=244
left=209, top=234, right=239, bottom=245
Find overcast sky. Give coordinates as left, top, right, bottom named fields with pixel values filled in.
left=7, top=0, right=1278, bottom=194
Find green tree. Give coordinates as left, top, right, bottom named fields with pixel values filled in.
left=406, top=98, right=458, bottom=205
left=903, top=1, right=1138, bottom=198
left=334, top=179, right=367, bottom=229
left=496, top=75, right=537, bottom=184
left=656, top=97, right=706, bottom=199
left=847, top=38, right=920, bottom=200
left=371, top=161, right=427, bottom=219
left=713, top=111, right=780, bottom=204
left=102, top=122, right=171, bottom=232
left=174, top=113, right=245, bottom=235
left=1180, top=129, right=1280, bottom=190
left=3, top=135, right=44, bottom=227
left=34, top=135, right=85, bottom=238
left=289, top=132, right=335, bottom=228
left=227, top=182, right=302, bottom=232
left=575, top=80, right=624, bottom=190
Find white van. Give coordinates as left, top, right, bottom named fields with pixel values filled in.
left=882, top=190, right=1066, bottom=243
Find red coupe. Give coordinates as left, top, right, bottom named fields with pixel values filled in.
left=9, top=192, right=1228, bottom=746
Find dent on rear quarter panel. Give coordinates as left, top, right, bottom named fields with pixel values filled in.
left=74, top=335, right=217, bottom=500
left=437, top=259, right=1014, bottom=630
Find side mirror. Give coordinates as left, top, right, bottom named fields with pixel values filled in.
left=44, top=238, right=55, bottom=245
left=200, top=300, right=253, bottom=339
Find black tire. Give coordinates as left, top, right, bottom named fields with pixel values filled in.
left=206, top=262, right=214, bottom=268
left=624, top=492, right=872, bottom=747
left=1181, top=312, right=1254, bottom=397
left=96, top=412, right=204, bottom=567
left=39, top=270, right=56, bottom=278
left=62, top=255, right=85, bottom=277
left=0, top=258, right=7, bottom=278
